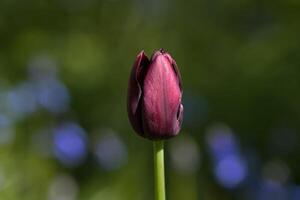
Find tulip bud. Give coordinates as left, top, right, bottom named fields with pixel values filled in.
left=127, top=49, right=183, bottom=140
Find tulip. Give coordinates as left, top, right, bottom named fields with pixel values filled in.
left=127, top=49, right=183, bottom=140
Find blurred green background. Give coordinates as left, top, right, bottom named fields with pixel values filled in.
left=0, top=0, right=300, bottom=199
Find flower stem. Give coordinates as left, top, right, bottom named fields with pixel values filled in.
left=153, top=140, right=166, bottom=200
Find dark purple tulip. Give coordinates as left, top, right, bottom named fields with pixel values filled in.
left=127, top=49, right=183, bottom=140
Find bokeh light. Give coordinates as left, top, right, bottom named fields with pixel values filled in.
left=206, top=123, right=248, bottom=189
left=35, top=78, right=70, bottom=114
left=7, top=82, right=38, bottom=118
left=214, top=155, right=247, bottom=189
left=257, top=180, right=288, bottom=200
left=289, top=185, right=300, bottom=200
left=206, top=124, right=238, bottom=162
left=169, top=135, right=201, bottom=174
left=0, top=114, right=15, bottom=145
left=48, top=174, right=78, bottom=200
left=93, top=129, right=127, bottom=171
left=53, top=122, right=87, bottom=167
left=262, top=160, right=290, bottom=185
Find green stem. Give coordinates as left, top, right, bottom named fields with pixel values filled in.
left=153, top=140, right=166, bottom=200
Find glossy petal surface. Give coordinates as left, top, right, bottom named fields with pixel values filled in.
left=142, top=50, right=182, bottom=139
left=127, top=51, right=149, bottom=135
left=127, top=49, right=183, bottom=140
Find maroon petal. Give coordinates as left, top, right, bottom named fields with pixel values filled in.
left=174, top=103, right=184, bottom=134
left=127, top=51, right=149, bottom=135
left=163, top=51, right=182, bottom=92
left=142, top=50, right=182, bottom=139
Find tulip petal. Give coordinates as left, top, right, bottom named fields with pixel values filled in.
left=142, top=50, right=182, bottom=139
left=156, top=49, right=182, bottom=91
left=175, top=103, right=184, bottom=134
left=164, top=53, right=182, bottom=92
left=127, top=51, right=149, bottom=135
